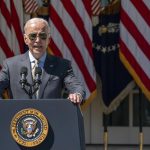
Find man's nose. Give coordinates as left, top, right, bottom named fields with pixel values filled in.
left=35, top=36, right=41, bottom=42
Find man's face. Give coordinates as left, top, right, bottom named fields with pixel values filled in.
left=24, top=21, right=50, bottom=59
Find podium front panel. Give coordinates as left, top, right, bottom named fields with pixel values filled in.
left=0, top=99, right=85, bottom=150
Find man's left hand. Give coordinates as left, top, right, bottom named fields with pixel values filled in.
left=68, top=93, right=82, bottom=104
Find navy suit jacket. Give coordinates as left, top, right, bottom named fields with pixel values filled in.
left=0, top=51, right=85, bottom=99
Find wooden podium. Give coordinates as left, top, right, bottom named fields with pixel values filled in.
left=0, top=99, right=85, bottom=150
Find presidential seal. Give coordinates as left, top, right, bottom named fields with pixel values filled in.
left=10, top=108, right=49, bottom=147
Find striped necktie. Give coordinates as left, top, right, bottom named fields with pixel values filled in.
left=32, top=59, right=40, bottom=99
left=32, top=59, right=39, bottom=79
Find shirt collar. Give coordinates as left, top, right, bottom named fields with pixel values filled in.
left=29, top=51, right=46, bottom=63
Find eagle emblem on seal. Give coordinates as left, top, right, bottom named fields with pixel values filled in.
left=21, top=117, right=39, bottom=138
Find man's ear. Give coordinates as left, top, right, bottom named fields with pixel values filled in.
left=24, top=34, right=28, bottom=45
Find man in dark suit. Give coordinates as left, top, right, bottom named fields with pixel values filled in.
left=0, top=18, right=85, bottom=104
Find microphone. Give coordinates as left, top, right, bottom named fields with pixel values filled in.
left=20, top=67, right=28, bottom=88
left=34, top=67, right=42, bottom=86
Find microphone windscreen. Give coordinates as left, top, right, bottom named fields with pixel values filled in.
left=20, top=67, right=28, bottom=75
left=35, top=67, right=42, bottom=75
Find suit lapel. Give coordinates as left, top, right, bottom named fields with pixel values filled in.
left=21, top=52, right=33, bottom=85
left=38, top=55, right=55, bottom=98
left=18, top=51, right=33, bottom=91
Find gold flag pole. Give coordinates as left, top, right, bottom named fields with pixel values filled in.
left=103, top=131, right=108, bottom=150
left=103, top=114, right=108, bottom=150
left=139, top=88, right=143, bottom=150
left=139, top=132, right=143, bottom=150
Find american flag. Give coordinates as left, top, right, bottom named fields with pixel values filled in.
left=120, top=1, right=150, bottom=100
left=49, top=0, right=97, bottom=108
left=91, top=0, right=101, bottom=16
left=23, top=0, right=39, bottom=14
left=0, top=0, right=24, bottom=69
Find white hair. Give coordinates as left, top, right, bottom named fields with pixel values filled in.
left=24, top=17, right=50, bottom=34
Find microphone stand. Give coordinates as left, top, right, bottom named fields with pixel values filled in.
left=20, top=80, right=41, bottom=99
left=32, top=81, right=41, bottom=96
left=21, top=82, right=34, bottom=99
left=20, top=67, right=42, bottom=99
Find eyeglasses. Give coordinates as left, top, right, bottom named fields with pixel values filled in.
left=27, top=32, right=48, bottom=40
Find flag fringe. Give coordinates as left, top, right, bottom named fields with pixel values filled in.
left=119, top=51, right=150, bottom=102
left=101, top=80, right=135, bottom=114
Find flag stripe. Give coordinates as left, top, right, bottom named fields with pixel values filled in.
left=24, top=0, right=38, bottom=13
left=49, top=5, right=95, bottom=91
left=120, top=7, right=150, bottom=59
left=11, top=1, right=24, bottom=53
left=61, top=0, right=93, bottom=58
left=131, top=0, right=150, bottom=26
left=50, top=0, right=94, bottom=77
left=72, top=0, right=92, bottom=40
left=121, top=0, right=150, bottom=45
left=49, top=20, right=91, bottom=96
left=0, top=0, right=14, bottom=58
left=51, top=0, right=94, bottom=74
left=1, top=0, right=11, bottom=29
left=0, top=0, right=24, bottom=67
left=49, top=0, right=96, bottom=100
left=120, top=22, right=150, bottom=78
left=49, top=40, right=63, bottom=57
left=120, top=0, right=150, bottom=100
left=91, top=0, right=101, bottom=15
left=82, top=0, right=92, bottom=17
left=120, top=39, right=150, bottom=90
left=0, top=31, right=14, bottom=57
